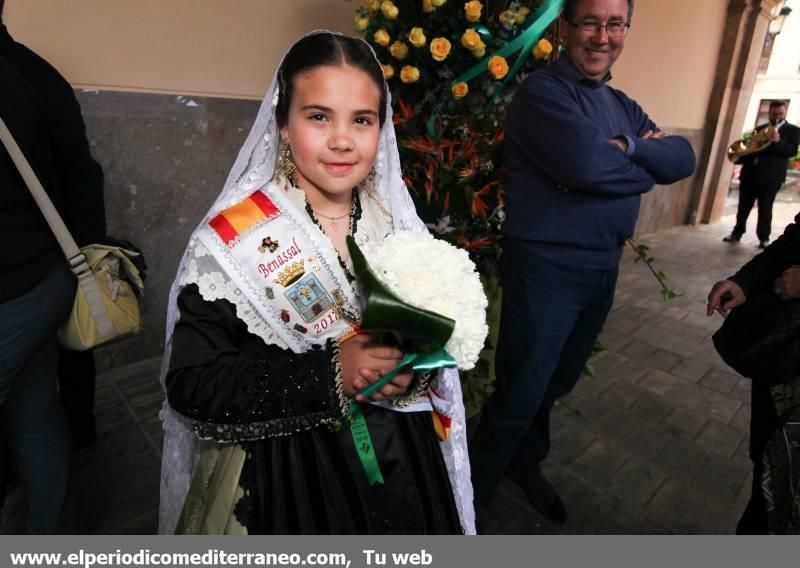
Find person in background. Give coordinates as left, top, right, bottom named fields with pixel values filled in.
left=0, top=0, right=105, bottom=532
left=469, top=0, right=696, bottom=527
left=723, top=101, right=800, bottom=249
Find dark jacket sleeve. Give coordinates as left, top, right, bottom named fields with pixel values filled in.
left=765, top=123, right=800, bottom=159
left=729, top=212, right=800, bottom=299
left=11, top=45, right=106, bottom=245
left=166, top=284, right=348, bottom=442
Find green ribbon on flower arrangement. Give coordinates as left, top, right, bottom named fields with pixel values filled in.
left=344, top=236, right=458, bottom=485
left=448, top=0, right=564, bottom=106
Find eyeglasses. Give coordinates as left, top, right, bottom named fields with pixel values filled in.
left=565, top=18, right=631, bottom=37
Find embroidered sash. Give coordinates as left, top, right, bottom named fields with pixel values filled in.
left=196, top=182, right=358, bottom=350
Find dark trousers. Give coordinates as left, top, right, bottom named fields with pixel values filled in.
left=732, top=179, right=782, bottom=242
left=469, top=243, right=618, bottom=507
left=58, top=349, right=96, bottom=445
left=0, top=263, right=78, bottom=533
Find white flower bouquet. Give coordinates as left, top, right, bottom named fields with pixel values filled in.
left=347, top=231, right=488, bottom=371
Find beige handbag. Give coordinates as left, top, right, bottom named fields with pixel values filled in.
left=0, top=116, right=143, bottom=351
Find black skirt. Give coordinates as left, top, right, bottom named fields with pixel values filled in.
left=236, top=403, right=462, bottom=534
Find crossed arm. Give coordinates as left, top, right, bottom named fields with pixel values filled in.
left=515, top=77, right=696, bottom=196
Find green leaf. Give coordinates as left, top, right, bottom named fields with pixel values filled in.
left=346, top=236, right=455, bottom=349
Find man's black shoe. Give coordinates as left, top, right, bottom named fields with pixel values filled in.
left=723, top=234, right=741, bottom=243
left=507, top=466, right=567, bottom=524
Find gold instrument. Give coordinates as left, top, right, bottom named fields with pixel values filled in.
left=727, top=125, right=780, bottom=163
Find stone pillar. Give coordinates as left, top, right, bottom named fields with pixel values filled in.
left=690, top=0, right=781, bottom=224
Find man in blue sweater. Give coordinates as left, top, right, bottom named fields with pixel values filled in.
left=470, top=0, right=696, bottom=526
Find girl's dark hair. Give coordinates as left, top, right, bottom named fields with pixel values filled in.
left=275, top=33, right=387, bottom=128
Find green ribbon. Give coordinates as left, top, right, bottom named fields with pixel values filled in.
left=348, top=405, right=384, bottom=485
left=434, top=0, right=564, bottom=127
left=348, top=349, right=457, bottom=486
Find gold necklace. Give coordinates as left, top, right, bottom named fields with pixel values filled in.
left=310, top=208, right=350, bottom=231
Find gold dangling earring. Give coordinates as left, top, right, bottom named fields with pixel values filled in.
left=278, top=142, right=296, bottom=185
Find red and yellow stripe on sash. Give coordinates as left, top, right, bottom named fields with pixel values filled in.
left=209, top=190, right=280, bottom=244
left=432, top=410, right=452, bottom=441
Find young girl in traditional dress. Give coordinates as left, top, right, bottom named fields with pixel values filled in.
left=158, top=31, right=474, bottom=535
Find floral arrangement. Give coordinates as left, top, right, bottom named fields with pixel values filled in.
left=356, top=231, right=488, bottom=370
left=353, top=0, right=560, bottom=275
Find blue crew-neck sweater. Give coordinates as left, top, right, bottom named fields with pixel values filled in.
left=503, top=57, right=696, bottom=269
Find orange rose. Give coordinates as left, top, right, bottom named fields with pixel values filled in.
left=430, top=37, right=452, bottom=62
left=390, top=41, right=409, bottom=60
left=451, top=81, right=469, bottom=99
left=498, top=10, right=516, bottom=27
left=382, top=64, right=395, bottom=80
left=464, top=1, right=482, bottom=23
left=373, top=29, right=391, bottom=47
left=422, top=0, right=434, bottom=12
left=408, top=27, right=427, bottom=48
left=354, top=15, right=370, bottom=32
left=532, top=38, right=553, bottom=60
left=460, top=29, right=482, bottom=50
left=365, top=0, right=381, bottom=11
left=400, top=65, right=421, bottom=83
left=381, top=0, right=399, bottom=19
left=487, top=55, right=509, bottom=79
left=515, top=6, right=530, bottom=23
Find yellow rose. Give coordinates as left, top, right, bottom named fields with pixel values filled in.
left=451, top=81, right=469, bottom=99
left=373, top=29, right=391, bottom=47
left=464, top=1, right=482, bottom=22
left=422, top=0, right=434, bottom=12
left=389, top=41, right=409, bottom=60
left=408, top=27, right=427, bottom=48
left=354, top=15, right=369, bottom=32
left=400, top=65, right=420, bottom=84
left=382, top=64, right=395, bottom=80
left=365, top=0, right=381, bottom=11
left=487, top=55, right=509, bottom=79
left=460, top=29, right=482, bottom=50
left=430, top=37, right=452, bottom=62
left=471, top=44, right=486, bottom=58
left=532, top=38, right=553, bottom=60
left=381, top=0, right=399, bottom=19
left=432, top=0, right=447, bottom=6
left=498, top=10, right=516, bottom=27
left=515, top=7, right=530, bottom=23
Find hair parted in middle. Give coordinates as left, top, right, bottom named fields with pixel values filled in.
left=275, top=33, right=388, bottom=129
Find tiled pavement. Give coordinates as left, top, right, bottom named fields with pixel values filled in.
left=1, top=198, right=798, bottom=534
